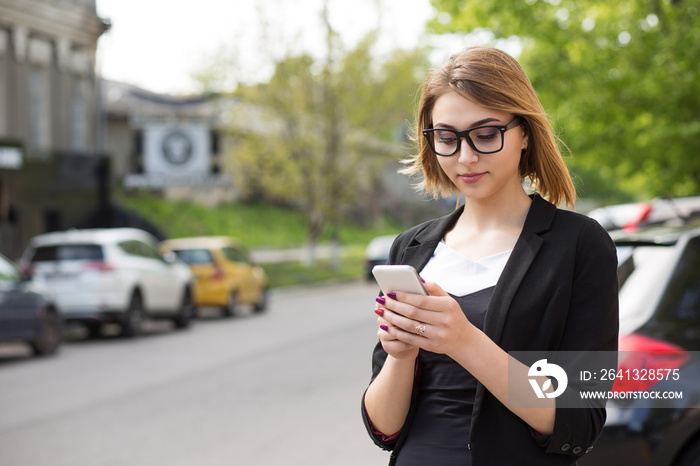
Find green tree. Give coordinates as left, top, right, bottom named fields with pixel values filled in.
left=221, top=13, right=429, bottom=265
left=429, top=0, right=700, bottom=202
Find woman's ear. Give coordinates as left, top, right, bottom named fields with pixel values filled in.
left=521, top=132, right=529, bottom=151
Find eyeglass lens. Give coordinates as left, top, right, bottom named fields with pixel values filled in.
left=431, top=126, right=503, bottom=156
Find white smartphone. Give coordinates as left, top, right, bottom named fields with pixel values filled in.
left=372, top=265, right=428, bottom=296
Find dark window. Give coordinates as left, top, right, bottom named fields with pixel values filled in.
left=31, top=244, right=103, bottom=262
left=118, top=240, right=139, bottom=256
left=135, top=241, right=163, bottom=261
left=119, top=240, right=162, bottom=260
left=656, top=237, right=700, bottom=322
left=222, top=247, right=250, bottom=264
left=173, top=248, right=215, bottom=265
left=44, top=210, right=61, bottom=232
left=211, top=131, right=219, bottom=154
left=133, top=130, right=143, bottom=173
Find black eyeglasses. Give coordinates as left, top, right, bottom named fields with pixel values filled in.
left=422, top=117, right=523, bottom=156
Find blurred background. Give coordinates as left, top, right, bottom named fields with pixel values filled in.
left=1, top=0, right=697, bottom=270
left=0, top=1, right=699, bottom=465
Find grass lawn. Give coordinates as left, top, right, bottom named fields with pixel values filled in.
left=116, top=193, right=399, bottom=288
left=262, top=244, right=369, bottom=289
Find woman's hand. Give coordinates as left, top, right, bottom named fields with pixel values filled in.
left=376, top=280, right=476, bottom=357
left=375, top=302, right=419, bottom=361
left=374, top=281, right=556, bottom=435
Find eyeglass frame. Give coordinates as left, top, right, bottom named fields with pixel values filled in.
left=422, top=117, right=524, bottom=156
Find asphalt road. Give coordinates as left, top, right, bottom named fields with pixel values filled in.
left=0, top=280, right=390, bottom=466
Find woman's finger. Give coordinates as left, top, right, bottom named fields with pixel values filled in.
left=382, top=307, right=431, bottom=339
left=380, top=292, right=450, bottom=325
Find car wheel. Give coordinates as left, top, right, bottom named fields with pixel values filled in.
left=30, top=308, right=63, bottom=356
left=121, top=292, right=144, bottom=338
left=222, top=291, right=237, bottom=318
left=85, top=322, right=102, bottom=339
left=173, top=288, right=194, bottom=329
left=253, top=287, right=269, bottom=313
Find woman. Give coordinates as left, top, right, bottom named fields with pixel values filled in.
left=362, top=47, right=618, bottom=465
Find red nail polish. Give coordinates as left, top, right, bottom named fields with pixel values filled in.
left=376, top=296, right=386, bottom=305
left=380, top=324, right=389, bottom=332
left=375, top=308, right=384, bottom=317
left=387, top=292, right=397, bottom=300
left=420, top=277, right=425, bottom=283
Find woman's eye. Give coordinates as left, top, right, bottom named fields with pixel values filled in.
left=475, top=129, right=498, bottom=141
left=436, top=132, right=457, bottom=143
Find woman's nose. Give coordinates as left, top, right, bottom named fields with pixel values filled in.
left=457, top=138, right=480, bottom=164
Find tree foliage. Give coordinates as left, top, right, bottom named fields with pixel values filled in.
left=225, top=30, right=429, bottom=253
left=429, top=0, right=700, bottom=202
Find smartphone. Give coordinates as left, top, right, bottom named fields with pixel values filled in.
left=372, top=265, right=428, bottom=296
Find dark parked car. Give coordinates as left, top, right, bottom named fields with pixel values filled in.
left=0, top=253, right=63, bottom=356
left=364, top=235, right=397, bottom=281
left=580, top=220, right=700, bottom=465
left=587, top=195, right=700, bottom=232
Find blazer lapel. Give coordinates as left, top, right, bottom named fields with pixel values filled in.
left=396, top=196, right=556, bottom=322
left=399, top=206, right=463, bottom=272
left=471, top=194, right=556, bottom=438
left=482, top=194, right=556, bottom=345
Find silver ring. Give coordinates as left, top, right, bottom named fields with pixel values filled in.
left=415, top=324, right=425, bottom=336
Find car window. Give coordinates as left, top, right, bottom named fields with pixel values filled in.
left=118, top=240, right=143, bottom=257
left=135, top=241, right=164, bottom=261
left=618, top=245, right=678, bottom=336
left=655, top=236, right=700, bottom=322
left=173, top=248, right=215, bottom=265
left=119, top=240, right=163, bottom=261
left=222, top=246, right=250, bottom=264
left=31, top=244, right=103, bottom=262
left=0, top=255, right=18, bottom=285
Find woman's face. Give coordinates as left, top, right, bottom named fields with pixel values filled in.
left=430, top=91, right=528, bottom=203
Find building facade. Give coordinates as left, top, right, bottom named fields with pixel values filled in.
left=103, top=79, right=234, bottom=206
left=0, top=0, right=108, bottom=259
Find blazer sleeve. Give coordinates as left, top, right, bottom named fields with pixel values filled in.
left=360, top=226, right=427, bottom=451
left=361, top=231, right=410, bottom=450
left=546, top=217, right=620, bottom=455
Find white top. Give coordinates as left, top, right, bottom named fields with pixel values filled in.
left=419, top=241, right=512, bottom=297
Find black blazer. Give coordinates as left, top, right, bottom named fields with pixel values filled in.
left=363, top=194, right=619, bottom=465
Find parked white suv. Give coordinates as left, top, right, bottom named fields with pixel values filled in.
left=19, top=228, right=194, bottom=338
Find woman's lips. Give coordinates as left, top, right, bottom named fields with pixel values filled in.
left=459, top=172, right=486, bottom=184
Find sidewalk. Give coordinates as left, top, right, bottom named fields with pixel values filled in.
left=250, top=244, right=340, bottom=264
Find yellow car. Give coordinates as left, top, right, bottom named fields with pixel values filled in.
left=161, top=237, right=268, bottom=316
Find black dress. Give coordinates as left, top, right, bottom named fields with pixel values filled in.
left=395, top=287, right=493, bottom=466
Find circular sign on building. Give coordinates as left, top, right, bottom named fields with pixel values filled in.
left=161, top=130, right=193, bottom=166
left=143, top=123, right=210, bottom=175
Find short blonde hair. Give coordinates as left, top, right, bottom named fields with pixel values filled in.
left=402, top=46, right=576, bottom=208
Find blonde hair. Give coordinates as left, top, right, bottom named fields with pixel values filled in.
left=402, top=46, right=576, bottom=208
